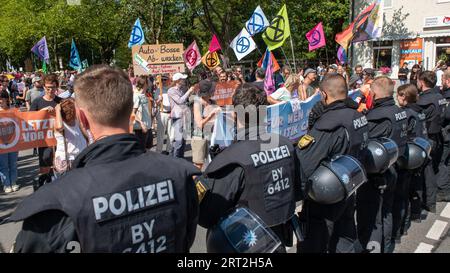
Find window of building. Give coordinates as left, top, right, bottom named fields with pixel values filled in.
left=436, top=37, right=450, bottom=63
left=373, top=41, right=393, bottom=69
left=384, top=0, right=393, bottom=8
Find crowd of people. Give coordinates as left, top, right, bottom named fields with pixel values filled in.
left=1, top=58, right=450, bottom=253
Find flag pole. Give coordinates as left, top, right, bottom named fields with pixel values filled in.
left=289, top=36, right=297, bottom=73
left=281, top=47, right=291, bottom=70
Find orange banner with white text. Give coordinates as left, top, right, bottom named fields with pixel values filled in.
left=0, top=110, right=56, bottom=154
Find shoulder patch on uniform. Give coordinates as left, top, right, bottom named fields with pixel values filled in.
left=298, top=134, right=315, bottom=149
left=195, top=180, right=208, bottom=203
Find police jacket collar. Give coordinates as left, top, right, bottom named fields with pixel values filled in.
left=420, top=88, right=434, bottom=96
left=323, top=98, right=359, bottom=112
left=373, top=97, right=395, bottom=108
left=405, top=103, right=422, bottom=113
left=72, top=134, right=144, bottom=168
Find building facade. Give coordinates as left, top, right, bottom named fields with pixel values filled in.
left=351, top=0, right=450, bottom=78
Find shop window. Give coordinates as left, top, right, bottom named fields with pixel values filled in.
left=436, top=38, right=450, bottom=63
left=373, top=41, right=393, bottom=69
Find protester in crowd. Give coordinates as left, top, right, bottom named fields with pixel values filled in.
left=168, top=73, right=195, bottom=158
left=30, top=73, right=61, bottom=176
left=25, top=76, right=44, bottom=110
left=354, top=64, right=363, bottom=80
left=155, top=82, right=173, bottom=154
left=192, top=80, right=220, bottom=170
left=300, top=68, right=318, bottom=100
left=409, top=64, right=421, bottom=87
left=225, top=69, right=234, bottom=82
left=398, top=62, right=409, bottom=85
left=275, top=65, right=291, bottom=89
left=218, top=71, right=227, bottom=83
left=327, top=64, right=338, bottom=74
left=251, top=67, right=265, bottom=92
left=53, top=98, right=87, bottom=176
left=233, top=66, right=245, bottom=83
left=0, top=88, right=19, bottom=193
left=348, top=74, right=363, bottom=91
left=434, top=60, right=445, bottom=89
left=268, top=75, right=301, bottom=104
left=337, top=64, right=349, bottom=84
left=131, top=77, right=152, bottom=150
left=356, top=68, right=375, bottom=113
left=11, top=65, right=200, bottom=253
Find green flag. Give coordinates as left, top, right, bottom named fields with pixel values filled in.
left=262, top=4, right=291, bottom=51
left=42, top=60, right=47, bottom=74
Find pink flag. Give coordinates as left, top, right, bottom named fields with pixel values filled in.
left=306, top=22, right=326, bottom=52
left=183, top=41, right=202, bottom=71
left=209, top=34, right=222, bottom=53
left=264, top=51, right=275, bottom=96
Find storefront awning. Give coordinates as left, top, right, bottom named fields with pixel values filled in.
left=419, top=32, right=450, bottom=38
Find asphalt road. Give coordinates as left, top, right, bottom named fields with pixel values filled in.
left=1, top=148, right=450, bottom=253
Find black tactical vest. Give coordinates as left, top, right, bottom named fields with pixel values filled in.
left=204, top=133, right=297, bottom=227
left=10, top=152, right=199, bottom=253
left=313, top=105, right=369, bottom=162
left=417, top=90, right=446, bottom=135
left=366, top=99, right=408, bottom=155
left=404, top=106, right=427, bottom=139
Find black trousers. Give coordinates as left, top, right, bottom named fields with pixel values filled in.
left=424, top=133, right=444, bottom=208
left=297, top=196, right=357, bottom=253
left=356, top=167, right=397, bottom=253
left=392, top=168, right=411, bottom=239
left=438, top=141, right=450, bottom=195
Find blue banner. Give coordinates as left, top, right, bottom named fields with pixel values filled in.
left=267, top=94, right=321, bottom=143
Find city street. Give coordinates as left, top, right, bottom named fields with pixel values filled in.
left=1, top=150, right=450, bottom=253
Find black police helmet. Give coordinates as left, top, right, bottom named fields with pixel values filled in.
left=363, top=137, right=399, bottom=174
left=308, top=155, right=368, bottom=205
left=397, top=137, right=431, bottom=170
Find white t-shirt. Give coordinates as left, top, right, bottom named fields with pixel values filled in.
left=54, top=121, right=87, bottom=173
left=436, top=70, right=444, bottom=87
left=270, top=87, right=292, bottom=102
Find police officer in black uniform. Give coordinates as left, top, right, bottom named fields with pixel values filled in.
left=10, top=65, right=200, bottom=253
left=417, top=71, right=446, bottom=212
left=356, top=76, right=408, bottom=253
left=296, top=73, right=369, bottom=253
left=197, top=83, right=301, bottom=252
left=438, top=70, right=450, bottom=202
left=392, top=84, right=428, bottom=242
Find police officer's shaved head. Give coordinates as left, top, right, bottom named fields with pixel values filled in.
left=74, top=65, right=133, bottom=127
left=371, top=76, right=394, bottom=98
left=319, top=73, right=348, bottom=100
